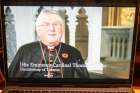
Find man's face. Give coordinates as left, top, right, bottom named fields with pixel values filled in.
left=36, top=13, right=63, bottom=46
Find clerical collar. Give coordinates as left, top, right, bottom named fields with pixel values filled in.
left=47, top=46, right=55, bottom=51
left=40, top=42, right=61, bottom=51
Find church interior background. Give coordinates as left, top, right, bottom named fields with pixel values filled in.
left=4, top=6, right=135, bottom=79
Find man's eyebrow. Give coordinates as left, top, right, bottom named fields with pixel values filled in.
left=37, top=21, right=49, bottom=25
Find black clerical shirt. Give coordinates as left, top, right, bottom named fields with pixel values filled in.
left=8, top=41, right=89, bottom=78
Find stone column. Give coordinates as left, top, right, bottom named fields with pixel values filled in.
left=85, top=7, right=103, bottom=74
left=66, top=7, right=79, bottom=47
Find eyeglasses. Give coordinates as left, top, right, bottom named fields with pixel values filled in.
left=37, top=22, right=62, bottom=29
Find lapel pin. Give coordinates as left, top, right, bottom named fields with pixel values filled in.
left=61, top=52, right=69, bottom=59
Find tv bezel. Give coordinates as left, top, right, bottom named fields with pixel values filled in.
left=0, top=0, right=139, bottom=87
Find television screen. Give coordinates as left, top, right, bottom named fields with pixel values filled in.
left=3, top=5, right=137, bottom=83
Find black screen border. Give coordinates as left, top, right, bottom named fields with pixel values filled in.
left=1, top=1, right=139, bottom=87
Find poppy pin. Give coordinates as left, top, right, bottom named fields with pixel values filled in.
left=61, top=52, right=69, bottom=59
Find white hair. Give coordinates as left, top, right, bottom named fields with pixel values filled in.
left=35, top=9, right=65, bottom=32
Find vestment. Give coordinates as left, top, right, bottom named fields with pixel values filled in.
left=8, top=41, right=89, bottom=78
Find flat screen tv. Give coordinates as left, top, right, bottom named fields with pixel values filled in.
left=0, top=1, right=138, bottom=86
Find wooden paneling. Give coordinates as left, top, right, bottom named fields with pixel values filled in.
left=0, top=5, right=4, bottom=76
left=0, top=69, right=5, bottom=90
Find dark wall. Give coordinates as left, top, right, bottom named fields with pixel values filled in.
left=133, top=4, right=140, bottom=85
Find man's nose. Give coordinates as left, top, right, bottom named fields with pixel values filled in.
left=49, top=24, right=55, bottom=32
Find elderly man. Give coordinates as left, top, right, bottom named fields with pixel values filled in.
left=8, top=9, right=89, bottom=78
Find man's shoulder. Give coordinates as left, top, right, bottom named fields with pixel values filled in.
left=61, top=43, right=80, bottom=53
left=20, top=41, right=40, bottom=50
